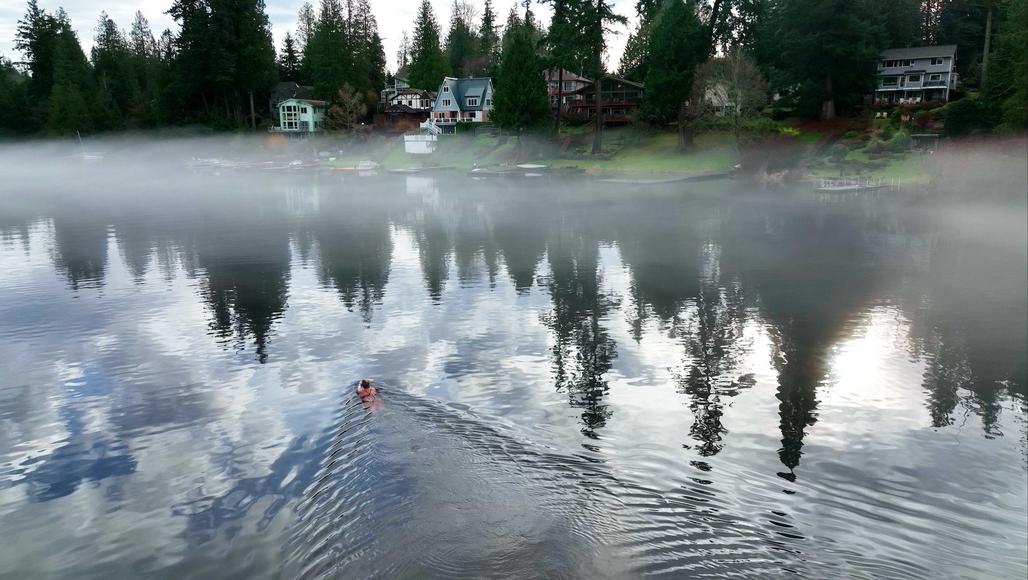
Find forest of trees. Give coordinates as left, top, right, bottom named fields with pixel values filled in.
left=0, top=0, right=1024, bottom=137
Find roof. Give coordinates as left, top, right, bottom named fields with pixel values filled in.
left=544, top=69, right=592, bottom=84
left=442, top=77, right=493, bottom=111
left=384, top=104, right=430, bottom=114
left=271, top=81, right=314, bottom=102
left=281, top=98, right=327, bottom=107
left=392, top=88, right=434, bottom=98
left=603, top=74, right=645, bottom=89
left=880, top=45, right=957, bottom=60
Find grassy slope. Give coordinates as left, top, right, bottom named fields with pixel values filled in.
left=324, top=128, right=741, bottom=176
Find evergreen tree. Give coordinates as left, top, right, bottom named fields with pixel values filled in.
left=15, top=0, right=59, bottom=125
left=478, top=0, right=500, bottom=75
left=618, top=21, right=650, bottom=81
left=642, top=0, right=706, bottom=143
left=306, top=0, right=353, bottom=100
left=936, top=0, right=988, bottom=84
left=493, top=17, right=549, bottom=132
left=278, top=32, right=301, bottom=80
left=349, top=0, right=385, bottom=95
left=445, top=0, right=480, bottom=77
left=128, top=12, right=162, bottom=126
left=408, top=0, right=450, bottom=90
left=0, top=58, right=30, bottom=134
left=48, top=9, right=100, bottom=134
left=92, top=12, right=138, bottom=128
left=773, top=0, right=882, bottom=119
left=582, top=0, right=626, bottom=154
left=987, top=0, right=1026, bottom=127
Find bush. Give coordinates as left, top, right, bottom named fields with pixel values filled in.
left=843, top=130, right=860, bottom=139
left=886, top=129, right=912, bottom=152
left=940, top=97, right=988, bottom=136
left=829, top=143, right=849, bottom=161
left=864, top=138, right=886, bottom=155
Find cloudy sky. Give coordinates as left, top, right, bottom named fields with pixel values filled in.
left=0, top=0, right=637, bottom=73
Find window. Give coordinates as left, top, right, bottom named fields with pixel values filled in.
left=302, top=107, right=308, bottom=113
left=881, top=77, right=898, bottom=86
left=442, top=86, right=450, bottom=93
left=931, top=57, right=944, bottom=65
left=908, top=74, right=921, bottom=82
left=466, top=97, right=479, bottom=107
left=563, top=81, right=574, bottom=91
left=929, top=73, right=942, bottom=81
left=904, top=59, right=914, bottom=67
left=442, top=99, right=451, bottom=106
left=485, top=99, right=492, bottom=106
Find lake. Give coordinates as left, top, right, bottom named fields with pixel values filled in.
left=1, top=165, right=1026, bottom=579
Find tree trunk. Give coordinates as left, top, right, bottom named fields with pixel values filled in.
left=249, top=91, right=257, bottom=131
left=555, top=67, right=564, bottom=136
left=820, top=75, right=835, bottom=120
left=678, top=101, right=694, bottom=150
left=592, top=74, right=603, bottom=155
left=981, top=5, right=993, bottom=90
left=706, top=0, right=726, bottom=56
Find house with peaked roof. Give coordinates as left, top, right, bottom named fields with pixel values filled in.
left=269, top=81, right=315, bottom=124
left=375, top=88, right=436, bottom=133
left=544, top=69, right=592, bottom=109
left=543, top=70, right=645, bottom=125
left=271, top=98, right=326, bottom=133
left=875, top=45, right=958, bottom=105
left=427, top=77, right=495, bottom=133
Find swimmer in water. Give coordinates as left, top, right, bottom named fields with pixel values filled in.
left=356, top=379, right=377, bottom=400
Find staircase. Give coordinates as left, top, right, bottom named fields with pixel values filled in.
left=420, top=119, right=442, bottom=135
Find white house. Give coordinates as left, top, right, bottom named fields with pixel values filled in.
left=875, top=45, right=958, bottom=105
left=426, top=77, right=495, bottom=133
left=272, top=98, right=327, bottom=133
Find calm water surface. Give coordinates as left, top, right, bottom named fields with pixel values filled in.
left=1, top=169, right=1026, bottom=579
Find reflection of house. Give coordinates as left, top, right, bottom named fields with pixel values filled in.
left=271, top=98, right=326, bottom=133
left=427, top=77, right=494, bottom=134
left=544, top=70, right=645, bottom=125
left=875, top=45, right=958, bottom=105
left=375, top=88, right=436, bottom=133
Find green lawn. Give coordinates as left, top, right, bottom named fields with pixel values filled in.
left=321, top=127, right=741, bottom=176
left=546, top=130, right=738, bottom=175
left=807, top=147, right=933, bottom=185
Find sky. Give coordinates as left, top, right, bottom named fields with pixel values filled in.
left=0, top=0, right=638, bottom=73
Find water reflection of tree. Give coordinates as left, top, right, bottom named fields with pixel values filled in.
left=493, top=204, right=547, bottom=293
left=673, top=245, right=753, bottom=457
left=544, top=232, right=619, bottom=437
left=194, top=225, right=291, bottom=364
left=51, top=216, right=110, bottom=289
left=908, top=216, right=1028, bottom=436
left=413, top=210, right=452, bottom=301
left=720, top=198, right=878, bottom=480
left=313, top=202, right=393, bottom=326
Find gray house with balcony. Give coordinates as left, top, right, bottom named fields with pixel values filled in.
left=427, top=77, right=494, bottom=134
left=875, top=45, right=958, bottom=105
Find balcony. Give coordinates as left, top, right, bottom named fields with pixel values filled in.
left=923, top=79, right=947, bottom=87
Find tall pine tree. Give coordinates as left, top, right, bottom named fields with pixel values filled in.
left=278, top=32, right=301, bottom=80
left=642, top=0, right=706, bottom=145
left=408, top=0, right=450, bottom=89
left=493, top=14, right=549, bottom=132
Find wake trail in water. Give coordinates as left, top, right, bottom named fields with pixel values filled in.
left=284, top=384, right=809, bottom=579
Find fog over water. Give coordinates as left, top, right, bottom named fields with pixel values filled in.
left=0, top=137, right=1026, bottom=578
